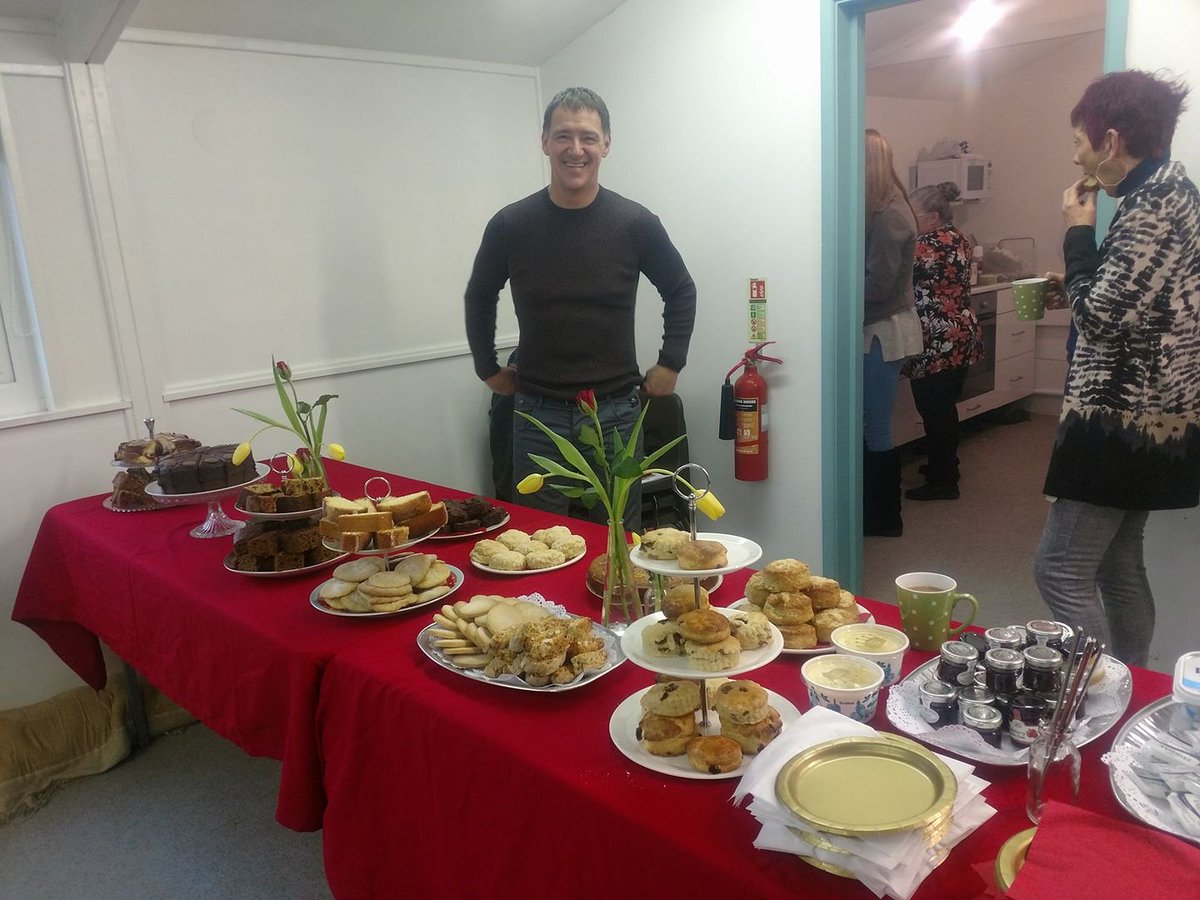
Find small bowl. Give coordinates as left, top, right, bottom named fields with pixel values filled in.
left=801, top=655, right=885, bottom=722
left=830, top=623, right=909, bottom=686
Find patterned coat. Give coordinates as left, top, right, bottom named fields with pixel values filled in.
left=904, top=224, right=984, bottom=379
left=1043, top=160, right=1200, bottom=509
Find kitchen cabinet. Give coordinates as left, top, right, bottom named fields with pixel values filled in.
left=890, top=285, right=1037, bottom=447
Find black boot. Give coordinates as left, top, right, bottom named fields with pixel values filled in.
left=864, top=448, right=903, bottom=537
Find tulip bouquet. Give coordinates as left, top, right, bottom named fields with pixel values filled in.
left=516, top=389, right=723, bottom=629
left=232, top=358, right=345, bottom=484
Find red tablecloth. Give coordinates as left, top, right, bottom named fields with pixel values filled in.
left=316, top=565, right=1171, bottom=900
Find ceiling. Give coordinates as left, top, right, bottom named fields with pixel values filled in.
left=0, top=0, right=1105, bottom=68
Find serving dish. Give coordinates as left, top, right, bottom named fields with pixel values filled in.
left=310, top=564, right=464, bottom=617
left=416, top=609, right=624, bottom=692
left=1107, top=696, right=1200, bottom=846
left=232, top=500, right=325, bottom=522
left=608, top=685, right=801, bottom=780
left=102, top=496, right=167, bottom=513
left=585, top=573, right=723, bottom=602
left=629, top=532, right=763, bottom=578
left=144, top=463, right=268, bottom=502
left=322, top=529, right=439, bottom=556
left=727, top=599, right=874, bottom=656
left=225, top=549, right=350, bottom=579
left=886, top=654, right=1132, bottom=767
left=427, top=511, right=510, bottom=541
left=619, top=607, right=783, bottom=679
left=471, top=550, right=585, bottom=576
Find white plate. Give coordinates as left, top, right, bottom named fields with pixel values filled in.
left=427, top=511, right=510, bottom=541
left=415, top=607, right=626, bottom=691
left=310, top=564, right=464, bottom=617
left=585, top=573, right=724, bottom=602
left=322, top=529, right=439, bottom=556
left=233, top=501, right=325, bottom=522
left=225, top=549, right=350, bottom=579
left=620, top=607, right=784, bottom=678
left=886, top=654, right=1133, bottom=767
left=145, top=463, right=268, bottom=502
left=629, top=532, right=763, bottom=578
left=471, top=550, right=585, bottom=576
left=727, top=598, right=874, bottom=655
left=1108, top=696, right=1200, bottom=846
left=609, top=686, right=802, bottom=780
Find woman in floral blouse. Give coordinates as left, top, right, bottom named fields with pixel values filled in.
left=903, top=182, right=983, bottom=500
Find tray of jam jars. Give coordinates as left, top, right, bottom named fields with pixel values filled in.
left=885, top=619, right=1134, bottom=766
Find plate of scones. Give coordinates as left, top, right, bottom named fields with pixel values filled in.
left=729, top=558, right=872, bottom=655
left=469, top=526, right=588, bottom=575
left=621, top=587, right=783, bottom=678
left=629, top=530, right=762, bottom=578
left=609, top=679, right=801, bottom=779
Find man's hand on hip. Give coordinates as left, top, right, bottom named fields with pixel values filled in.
left=643, top=365, right=678, bottom=396
left=485, top=366, right=517, bottom=396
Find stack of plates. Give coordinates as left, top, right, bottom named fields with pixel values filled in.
left=733, top=707, right=996, bottom=900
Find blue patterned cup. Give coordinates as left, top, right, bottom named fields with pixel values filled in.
left=801, top=655, right=884, bottom=722
left=830, top=623, right=909, bottom=686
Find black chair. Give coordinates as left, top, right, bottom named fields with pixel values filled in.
left=639, top=391, right=691, bottom=531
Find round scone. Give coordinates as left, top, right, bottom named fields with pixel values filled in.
left=722, top=706, right=783, bottom=754
left=641, top=620, right=686, bottom=658
left=777, top=622, right=818, bottom=650
left=744, top=571, right=771, bottom=608
left=728, top=609, right=774, bottom=650
left=677, top=539, right=728, bottom=571
left=639, top=712, right=698, bottom=756
left=685, top=636, right=742, bottom=671
left=640, top=680, right=702, bottom=717
left=525, top=548, right=566, bottom=570
left=676, top=609, right=731, bottom=645
left=641, top=527, right=690, bottom=560
left=763, top=592, right=814, bottom=626
left=837, top=589, right=858, bottom=610
left=703, top=677, right=733, bottom=708
left=531, top=525, right=572, bottom=546
left=685, top=735, right=744, bottom=775
left=496, top=528, right=531, bottom=550
left=814, top=607, right=859, bottom=642
left=712, top=679, right=770, bottom=724
left=762, top=558, right=813, bottom=593
left=805, top=575, right=844, bottom=610
left=512, top=539, right=550, bottom=556
left=661, top=583, right=710, bottom=620
left=470, top=539, right=507, bottom=563
left=550, top=535, right=586, bottom=560
left=485, top=549, right=526, bottom=571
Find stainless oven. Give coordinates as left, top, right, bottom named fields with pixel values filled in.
left=961, top=290, right=997, bottom=403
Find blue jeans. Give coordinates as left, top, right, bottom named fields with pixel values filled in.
left=1033, top=498, right=1153, bottom=667
left=513, top=391, right=643, bottom=532
left=863, top=337, right=905, bottom=452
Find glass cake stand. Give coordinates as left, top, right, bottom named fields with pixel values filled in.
left=145, top=463, right=268, bottom=538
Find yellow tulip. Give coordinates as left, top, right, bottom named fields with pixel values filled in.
left=288, top=453, right=302, bottom=475
left=630, top=532, right=642, bottom=546
left=696, top=491, right=725, bottom=520
left=516, top=473, right=545, bottom=494
left=329, top=443, right=346, bottom=460
left=232, top=441, right=252, bottom=466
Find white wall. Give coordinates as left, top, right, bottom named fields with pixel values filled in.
left=539, top=0, right=826, bottom=568
left=1126, top=0, right=1200, bottom=671
left=865, top=96, right=959, bottom=180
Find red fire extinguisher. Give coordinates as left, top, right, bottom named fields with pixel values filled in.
left=720, top=342, right=783, bottom=481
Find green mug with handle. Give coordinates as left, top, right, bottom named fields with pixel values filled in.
left=895, top=572, right=980, bottom=651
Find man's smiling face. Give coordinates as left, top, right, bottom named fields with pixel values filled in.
left=542, top=106, right=610, bottom=208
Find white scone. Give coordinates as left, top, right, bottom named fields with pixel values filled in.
left=486, top=550, right=526, bottom=571
left=525, top=548, right=566, bottom=570
left=550, top=535, right=586, bottom=559
left=496, top=529, right=531, bottom=550
left=531, top=525, right=572, bottom=546
left=728, top=609, right=774, bottom=650
left=685, top=636, right=742, bottom=671
left=470, top=539, right=506, bottom=562
left=641, top=527, right=690, bottom=560
left=641, top=620, right=686, bottom=658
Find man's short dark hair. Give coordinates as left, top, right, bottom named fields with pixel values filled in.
left=542, top=87, right=610, bottom=137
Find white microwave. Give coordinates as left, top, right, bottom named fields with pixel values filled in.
left=909, top=155, right=992, bottom=200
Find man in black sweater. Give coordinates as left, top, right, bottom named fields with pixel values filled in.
left=464, top=87, right=696, bottom=528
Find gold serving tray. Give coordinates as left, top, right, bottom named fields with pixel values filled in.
left=994, top=826, right=1036, bottom=892
left=775, top=735, right=957, bottom=837
left=800, top=856, right=858, bottom=879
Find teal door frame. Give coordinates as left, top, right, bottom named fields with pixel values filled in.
left=818, top=0, right=1129, bottom=591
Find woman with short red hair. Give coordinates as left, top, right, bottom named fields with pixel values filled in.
left=1033, top=70, right=1200, bottom=666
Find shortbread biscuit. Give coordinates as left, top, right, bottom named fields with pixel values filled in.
left=318, top=578, right=358, bottom=602
left=415, top=561, right=451, bottom=589
left=332, top=558, right=386, bottom=583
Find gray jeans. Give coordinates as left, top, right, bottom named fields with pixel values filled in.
left=1032, top=497, right=1153, bottom=667
left=512, top=390, right=643, bottom=532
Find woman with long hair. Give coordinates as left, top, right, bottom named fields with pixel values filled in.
left=862, top=129, right=922, bottom=536
left=1033, top=70, right=1200, bottom=666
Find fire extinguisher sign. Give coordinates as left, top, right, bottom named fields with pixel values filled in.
left=748, top=277, right=767, bottom=342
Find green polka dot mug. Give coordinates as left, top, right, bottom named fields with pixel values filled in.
left=895, top=572, right=979, bottom=651
left=1011, top=277, right=1048, bottom=321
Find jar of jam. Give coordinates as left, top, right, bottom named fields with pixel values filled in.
left=985, top=626, right=1025, bottom=652
left=1025, top=620, right=1064, bottom=651
left=983, top=648, right=1024, bottom=694
left=918, top=680, right=959, bottom=728
left=937, top=641, right=979, bottom=687
left=992, top=691, right=1014, bottom=727
left=1023, top=646, right=1063, bottom=695
left=1009, top=692, right=1047, bottom=746
left=961, top=703, right=1004, bottom=748
left=957, top=686, right=995, bottom=723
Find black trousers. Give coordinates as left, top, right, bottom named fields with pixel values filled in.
left=910, top=366, right=968, bottom=485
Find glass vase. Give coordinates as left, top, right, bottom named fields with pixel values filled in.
left=603, top=517, right=645, bottom=634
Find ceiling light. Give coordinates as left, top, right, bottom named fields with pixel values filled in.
left=952, top=0, right=1004, bottom=50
